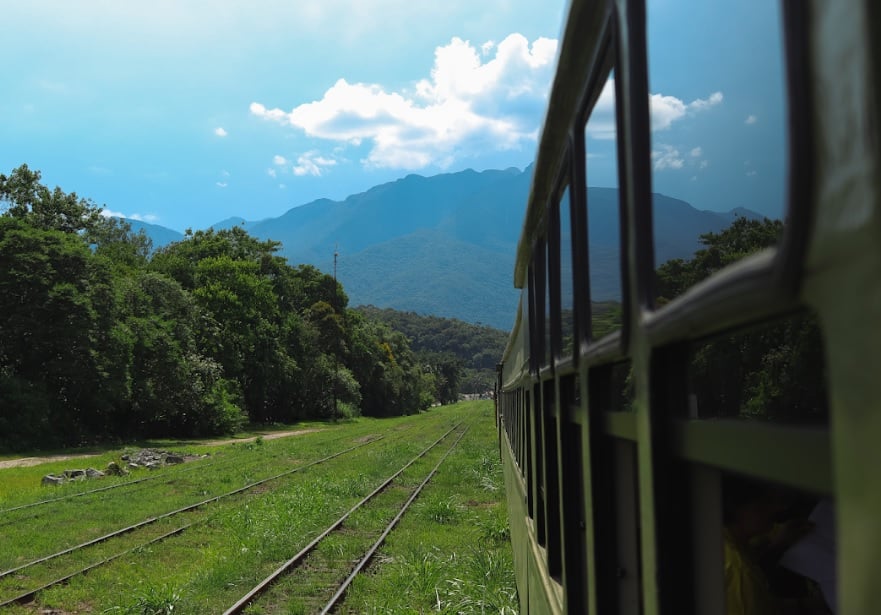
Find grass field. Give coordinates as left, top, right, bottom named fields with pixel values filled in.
left=0, top=400, right=517, bottom=613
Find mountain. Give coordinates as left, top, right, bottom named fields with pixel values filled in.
left=127, top=219, right=184, bottom=247
left=133, top=167, right=761, bottom=330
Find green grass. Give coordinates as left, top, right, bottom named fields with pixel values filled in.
left=0, top=402, right=516, bottom=613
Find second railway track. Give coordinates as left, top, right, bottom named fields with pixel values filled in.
left=0, top=416, right=469, bottom=611
left=224, top=424, right=469, bottom=614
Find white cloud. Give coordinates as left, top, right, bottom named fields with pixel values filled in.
left=273, top=155, right=288, bottom=166
left=267, top=168, right=277, bottom=178
left=216, top=181, right=228, bottom=188
left=214, top=127, right=228, bottom=137
left=699, top=160, right=709, bottom=169
left=650, top=91, right=722, bottom=131
left=251, top=33, right=558, bottom=170
left=745, top=114, right=758, bottom=125
left=585, top=79, right=616, bottom=140
left=292, top=151, right=338, bottom=176
left=690, top=147, right=702, bottom=157
left=586, top=79, right=723, bottom=140
left=101, top=208, right=159, bottom=223
left=652, top=145, right=684, bottom=171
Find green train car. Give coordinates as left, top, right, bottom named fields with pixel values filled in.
left=496, top=0, right=880, bottom=613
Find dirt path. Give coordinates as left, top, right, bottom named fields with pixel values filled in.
left=0, top=429, right=319, bottom=470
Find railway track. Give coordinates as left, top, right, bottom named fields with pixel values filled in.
left=0, top=436, right=385, bottom=608
left=0, top=428, right=363, bottom=518
left=224, top=424, right=468, bottom=614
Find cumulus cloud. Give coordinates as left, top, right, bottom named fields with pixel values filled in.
left=292, top=151, right=338, bottom=176
left=586, top=79, right=723, bottom=140
left=214, top=127, right=228, bottom=137
left=650, top=91, right=722, bottom=131
left=273, top=155, right=288, bottom=165
left=250, top=33, right=558, bottom=170
left=652, top=145, right=684, bottom=170
left=690, top=147, right=702, bottom=157
left=101, top=208, right=159, bottom=223
left=745, top=114, right=757, bottom=125
left=584, top=79, right=617, bottom=140
left=216, top=181, right=228, bottom=188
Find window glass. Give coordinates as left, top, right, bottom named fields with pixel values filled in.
left=721, top=473, right=837, bottom=614
left=560, top=186, right=576, bottom=355
left=589, top=360, right=633, bottom=413
left=584, top=70, right=623, bottom=338
left=545, top=237, right=553, bottom=367
left=686, top=311, right=828, bottom=425
left=647, top=1, right=788, bottom=303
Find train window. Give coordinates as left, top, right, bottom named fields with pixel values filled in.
left=584, top=70, right=623, bottom=339
left=560, top=186, right=576, bottom=358
left=647, top=0, right=788, bottom=304
left=589, top=360, right=634, bottom=414
left=720, top=473, right=837, bottom=614
left=545, top=234, right=554, bottom=367
left=559, top=373, right=587, bottom=609
left=685, top=311, right=828, bottom=425
left=543, top=379, right=562, bottom=580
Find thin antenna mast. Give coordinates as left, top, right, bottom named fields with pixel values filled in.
left=332, top=244, right=339, bottom=420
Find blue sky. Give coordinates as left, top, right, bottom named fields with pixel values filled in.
left=1, top=1, right=786, bottom=232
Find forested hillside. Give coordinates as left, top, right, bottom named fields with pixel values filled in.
left=0, top=165, right=446, bottom=451
left=355, top=306, right=508, bottom=395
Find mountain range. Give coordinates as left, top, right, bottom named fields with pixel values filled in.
left=129, top=166, right=760, bottom=330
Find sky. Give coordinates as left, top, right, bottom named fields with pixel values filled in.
left=1, top=1, right=787, bottom=233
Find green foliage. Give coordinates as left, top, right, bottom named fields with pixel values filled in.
left=356, top=305, right=507, bottom=398
left=0, top=165, right=457, bottom=448
left=655, top=216, right=783, bottom=304
left=0, top=164, right=105, bottom=234
left=120, top=584, right=182, bottom=615
left=655, top=216, right=826, bottom=422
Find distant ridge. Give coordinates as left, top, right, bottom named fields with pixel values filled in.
left=127, top=219, right=184, bottom=246
left=130, top=167, right=762, bottom=329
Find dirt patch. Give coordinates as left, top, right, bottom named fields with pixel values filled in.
left=201, top=429, right=319, bottom=446
left=0, top=453, right=101, bottom=470
left=0, top=429, right=320, bottom=470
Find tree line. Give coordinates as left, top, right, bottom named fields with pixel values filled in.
left=0, top=165, right=441, bottom=451
left=656, top=216, right=827, bottom=422
left=354, top=306, right=508, bottom=398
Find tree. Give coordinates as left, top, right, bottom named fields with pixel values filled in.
left=655, top=216, right=826, bottom=422
left=656, top=217, right=783, bottom=304
left=0, top=218, right=107, bottom=445
left=0, top=164, right=105, bottom=234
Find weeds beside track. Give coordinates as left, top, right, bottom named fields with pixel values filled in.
left=0, top=402, right=514, bottom=614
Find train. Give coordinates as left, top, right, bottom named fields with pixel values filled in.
left=496, top=0, right=880, bottom=613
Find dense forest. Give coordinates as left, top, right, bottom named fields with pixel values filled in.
left=354, top=306, right=508, bottom=396
left=654, top=216, right=827, bottom=423
left=0, top=165, right=451, bottom=451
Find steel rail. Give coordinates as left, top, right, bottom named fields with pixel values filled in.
left=319, top=426, right=469, bottom=615
left=0, top=473, right=165, bottom=516
left=223, top=423, right=465, bottom=615
left=0, top=522, right=195, bottom=607
left=0, top=436, right=383, bottom=583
